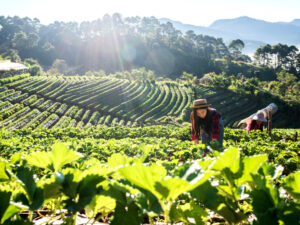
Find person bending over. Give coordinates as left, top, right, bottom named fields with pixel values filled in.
left=190, top=99, right=224, bottom=150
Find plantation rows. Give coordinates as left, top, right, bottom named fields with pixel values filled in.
left=0, top=74, right=195, bottom=130
left=0, top=73, right=283, bottom=130
left=0, top=127, right=299, bottom=224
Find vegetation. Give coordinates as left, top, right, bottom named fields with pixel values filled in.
left=0, top=70, right=299, bottom=130
left=0, top=126, right=299, bottom=224
left=0, top=13, right=299, bottom=225
left=1, top=15, right=299, bottom=81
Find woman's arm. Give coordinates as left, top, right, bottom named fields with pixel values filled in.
left=191, top=111, right=199, bottom=143
left=247, top=120, right=254, bottom=131
left=211, top=112, right=220, bottom=140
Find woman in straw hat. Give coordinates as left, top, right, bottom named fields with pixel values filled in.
left=246, top=112, right=266, bottom=132
left=190, top=99, right=224, bottom=150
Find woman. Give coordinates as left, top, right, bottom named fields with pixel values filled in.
left=191, top=99, right=224, bottom=150
left=247, top=112, right=266, bottom=132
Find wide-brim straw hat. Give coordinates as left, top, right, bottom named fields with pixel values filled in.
left=190, top=99, right=211, bottom=109
left=253, top=112, right=267, bottom=122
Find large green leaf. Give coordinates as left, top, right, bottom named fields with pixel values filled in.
left=0, top=191, right=11, bottom=222
left=15, top=167, right=44, bottom=210
left=51, top=143, right=82, bottom=171
left=26, top=143, right=82, bottom=171
left=118, top=163, right=166, bottom=196
left=282, top=171, right=300, bottom=199
left=60, top=167, right=105, bottom=213
left=0, top=161, right=10, bottom=181
left=211, top=147, right=240, bottom=174
left=237, top=154, right=268, bottom=186
left=190, top=181, right=247, bottom=224
left=119, top=163, right=213, bottom=203
left=170, top=202, right=207, bottom=225
left=15, top=167, right=37, bottom=202
left=110, top=200, right=142, bottom=225
left=251, top=189, right=279, bottom=224
left=0, top=191, right=23, bottom=224
left=24, top=152, right=52, bottom=170
left=1, top=204, right=23, bottom=224
left=85, top=195, right=116, bottom=218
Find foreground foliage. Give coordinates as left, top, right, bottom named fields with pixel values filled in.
left=0, top=126, right=299, bottom=224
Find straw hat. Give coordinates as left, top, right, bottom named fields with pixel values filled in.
left=253, top=112, right=267, bottom=122
left=190, top=99, right=211, bottom=109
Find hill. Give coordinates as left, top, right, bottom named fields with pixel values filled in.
left=0, top=73, right=298, bottom=131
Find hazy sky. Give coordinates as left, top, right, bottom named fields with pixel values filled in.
left=1, top=0, right=300, bottom=26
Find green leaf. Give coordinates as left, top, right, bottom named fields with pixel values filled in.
left=26, top=143, right=82, bottom=171
left=237, top=154, right=268, bottom=185
left=25, top=152, right=52, bottom=170
left=0, top=161, right=10, bottom=181
left=280, top=203, right=300, bottom=225
left=10, top=153, right=22, bottom=164
left=118, top=163, right=166, bottom=197
left=170, top=202, right=207, bottom=225
left=111, top=201, right=142, bottom=225
left=15, top=167, right=44, bottom=210
left=0, top=191, right=23, bottom=224
left=155, top=178, right=189, bottom=201
left=107, top=153, right=133, bottom=168
left=43, top=181, right=62, bottom=200
left=0, top=191, right=11, bottom=223
left=61, top=169, right=105, bottom=213
left=282, top=171, right=300, bottom=199
left=198, top=159, right=214, bottom=171
left=2, top=220, right=33, bottom=225
left=1, top=204, right=23, bottom=224
left=15, top=167, right=36, bottom=202
left=211, top=147, right=240, bottom=174
left=60, top=168, right=81, bottom=198
left=190, top=181, right=247, bottom=224
left=251, top=189, right=278, bottom=224
left=51, top=143, right=82, bottom=171
left=85, top=195, right=116, bottom=218
left=119, top=163, right=213, bottom=203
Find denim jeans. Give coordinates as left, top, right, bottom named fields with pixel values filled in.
left=201, top=117, right=224, bottom=150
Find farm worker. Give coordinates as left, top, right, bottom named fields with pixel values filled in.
left=247, top=112, right=266, bottom=132
left=190, top=99, right=224, bottom=150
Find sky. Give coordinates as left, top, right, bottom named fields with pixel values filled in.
left=1, top=0, right=300, bottom=26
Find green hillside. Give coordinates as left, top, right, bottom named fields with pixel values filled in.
left=0, top=73, right=295, bottom=130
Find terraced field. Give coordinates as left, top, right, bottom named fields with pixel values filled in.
left=0, top=73, right=284, bottom=130
left=0, top=74, right=193, bottom=130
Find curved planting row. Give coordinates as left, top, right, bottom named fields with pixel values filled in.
left=1, top=74, right=262, bottom=128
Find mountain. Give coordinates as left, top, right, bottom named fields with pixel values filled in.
left=159, top=17, right=300, bottom=55
left=210, top=16, right=300, bottom=45
left=290, top=19, right=300, bottom=27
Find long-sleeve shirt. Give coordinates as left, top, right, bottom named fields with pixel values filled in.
left=247, top=120, right=263, bottom=132
left=191, top=108, right=222, bottom=141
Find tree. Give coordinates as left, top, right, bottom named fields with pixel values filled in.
left=30, top=64, right=42, bottom=76
left=12, top=32, right=27, bottom=49
left=2, top=49, right=21, bottom=62
left=228, top=39, right=245, bottom=60
left=276, top=70, right=297, bottom=96
left=24, top=58, right=39, bottom=66
left=48, top=59, right=68, bottom=75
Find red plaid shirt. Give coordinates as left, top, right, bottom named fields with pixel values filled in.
left=191, top=108, right=221, bottom=141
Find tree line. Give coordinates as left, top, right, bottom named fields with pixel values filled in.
left=0, top=14, right=299, bottom=80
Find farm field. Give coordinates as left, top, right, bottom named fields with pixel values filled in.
left=1, top=3, right=300, bottom=225
left=0, top=126, right=299, bottom=224
left=0, top=73, right=290, bottom=130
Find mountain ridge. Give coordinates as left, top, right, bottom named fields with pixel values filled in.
left=159, top=16, right=300, bottom=55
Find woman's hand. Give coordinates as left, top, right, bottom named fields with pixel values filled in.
left=194, top=139, right=199, bottom=144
